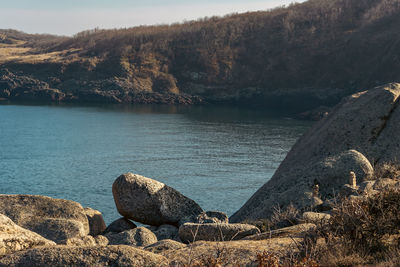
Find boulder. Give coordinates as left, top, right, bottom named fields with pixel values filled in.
left=105, top=227, right=158, bottom=247
left=301, top=212, right=331, bottom=225
left=231, top=83, right=400, bottom=222
left=151, top=224, right=179, bottom=241
left=112, top=173, right=203, bottom=226
left=242, top=223, right=316, bottom=240
left=0, top=195, right=89, bottom=243
left=144, top=239, right=186, bottom=254
left=0, top=214, right=55, bottom=256
left=178, top=223, right=260, bottom=243
left=103, top=217, right=137, bottom=234
left=84, top=207, right=106, bottom=236
left=195, top=211, right=229, bottom=224
left=63, top=235, right=109, bottom=247
left=0, top=245, right=168, bottom=267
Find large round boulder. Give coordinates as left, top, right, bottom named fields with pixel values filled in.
left=231, top=83, right=400, bottom=222
left=0, top=195, right=89, bottom=243
left=112, top=173, right=203, bottom=226
left=0, top=245, right=168, bottom=267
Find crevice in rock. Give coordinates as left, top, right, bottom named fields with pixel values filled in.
left=369, top=94, right=400, bottom=146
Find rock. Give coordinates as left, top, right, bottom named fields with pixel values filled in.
left=62, top=234, right=108, bottom=247
left=112, top=173, right=203, bottom=226
left=340, top=184, right=360, bottom=197
left=0, top=195, right=89, bottom=243
left=196, top=211, right=229, bottom=224
left=0, top=214, right=56, bottom=256
left=105, top=227, right=158, bottom=247
left=103, top=217, right=137, bottom=234
left=232, top=83, right=400, bottom=222
left=179, top=210, right=229, bottom=225
left=302, top=212, right=331, bottom=224
left=84, top=207, right=106, bottom=236
left=151, top=224, right=179, bottom=241
left=178, top=223, right=260, bottom=243
left=242, top=223, right=317, bottom=240
left=144, top=239, right=186, bottom=254
left=373, top=178, right=399, bottom=190
left=0, top=245, right=167, bottom=267
left=358, top=180, right=377, bottom=195
left=163, top=238, right=302, bottom=266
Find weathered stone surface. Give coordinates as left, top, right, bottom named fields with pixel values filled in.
left=150, top=224, right=179, bottom=241
left=144, top=239, right=186, bottom=254
left=302, top=212, right=331, bottom=225
left=0, top=245, right=168, bottom=267
left=232, top=84, right=400, bottom=222
left=103, top=217, right=137, bottom=234
left=164, top=238, right=302, bottom=266
left=196, top=211, right=229, bottom=224
left=358, top=180, right=377, bottom=196
left=106, top=227, right=158, bottom=247
left=0, top=214, right=55, bottom=256
left=63, top=235, right=109, bottom=247
left=178, top=223, right=260, bottom=243
left=0, top=195, right=89, bottom=243
left=84, top=207, right=106, bottom=236
left=112, top=173, right=203, bottom=226
left=242, top=223, right=316, bottom=240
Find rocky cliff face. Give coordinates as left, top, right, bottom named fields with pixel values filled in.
left=230, top=83, right=400, bottom=222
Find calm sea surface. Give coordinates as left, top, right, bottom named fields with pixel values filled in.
left=0, top=103, right=312, bottom=224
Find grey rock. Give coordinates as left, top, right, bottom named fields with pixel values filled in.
left=0, top=195, right=89, bottom=243
left=112, top=173, right=203, bottom=226
left=103, top=217, right=137, bottom=234
left=196, top=211, right=229, bottom=224
left=84, top=207, right=106, bottom=236
left=151, top=224, right=179, bottom=241
left=340, top=184, right=360, bottom=198
left=0, top=214, right=56, bottom=256
left=178, top=223, right=260, bottom=243
left=106, top=227, right=158, bottom=247
left=232, top=83, right=400, bottom=222
left=358, top=180, right=377, bottom=195
left=0, top=245, right=168, bottom=267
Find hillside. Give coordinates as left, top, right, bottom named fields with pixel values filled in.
left=1, top=0, right=400, bottom=112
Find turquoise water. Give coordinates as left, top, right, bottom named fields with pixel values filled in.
left=0, top=103, right=311, bottom=224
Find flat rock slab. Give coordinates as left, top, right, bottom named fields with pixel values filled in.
left=242, top=223, right=316, bottom=240
left=231, top=83, right=400, bottom=222
left=0, top=214, right=55, bottom=256
left=178, top=223, right=260, bottom=243
left=164, top=238, right=302, bottom=266
left=0, top=245, right=168, bottom=267
left=112, top=173, right=203, bottom=226
left=0, top=195, right=89, bottom=243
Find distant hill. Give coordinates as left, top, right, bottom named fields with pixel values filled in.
left=1, top=0, right=400, bottom=112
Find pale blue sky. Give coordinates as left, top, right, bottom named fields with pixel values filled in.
left=0, top=0, right=305, bottom=36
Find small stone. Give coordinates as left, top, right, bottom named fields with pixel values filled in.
left=103, top=217, right=137, bottom=234
left=84, top=207, right=106, bottom=236
left=106, top=227, right=158, bottom=247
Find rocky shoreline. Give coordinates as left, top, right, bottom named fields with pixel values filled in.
left=2, top=83, right=400, bottom=266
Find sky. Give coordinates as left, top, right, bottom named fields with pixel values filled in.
left=0, top=0, right=305, bottom=36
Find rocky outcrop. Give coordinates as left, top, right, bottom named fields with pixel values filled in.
left=103, top=217, right=137, bottom=234
left=84, top=207, right=106, bottom=236
left=0, top=245, right=168, bottom=267
left=0, top=214, right=55, bottom=256
left=105, top=227, right=158, bottom=247
left=144, top=239, right=186, bottom=254
left=0, top=195, right=89, bottom=243
left=178, top=223, right=260, bottom=243
left=112, top=173, right=203, bottom=226
left=231, top=84, right=400, bottom=222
